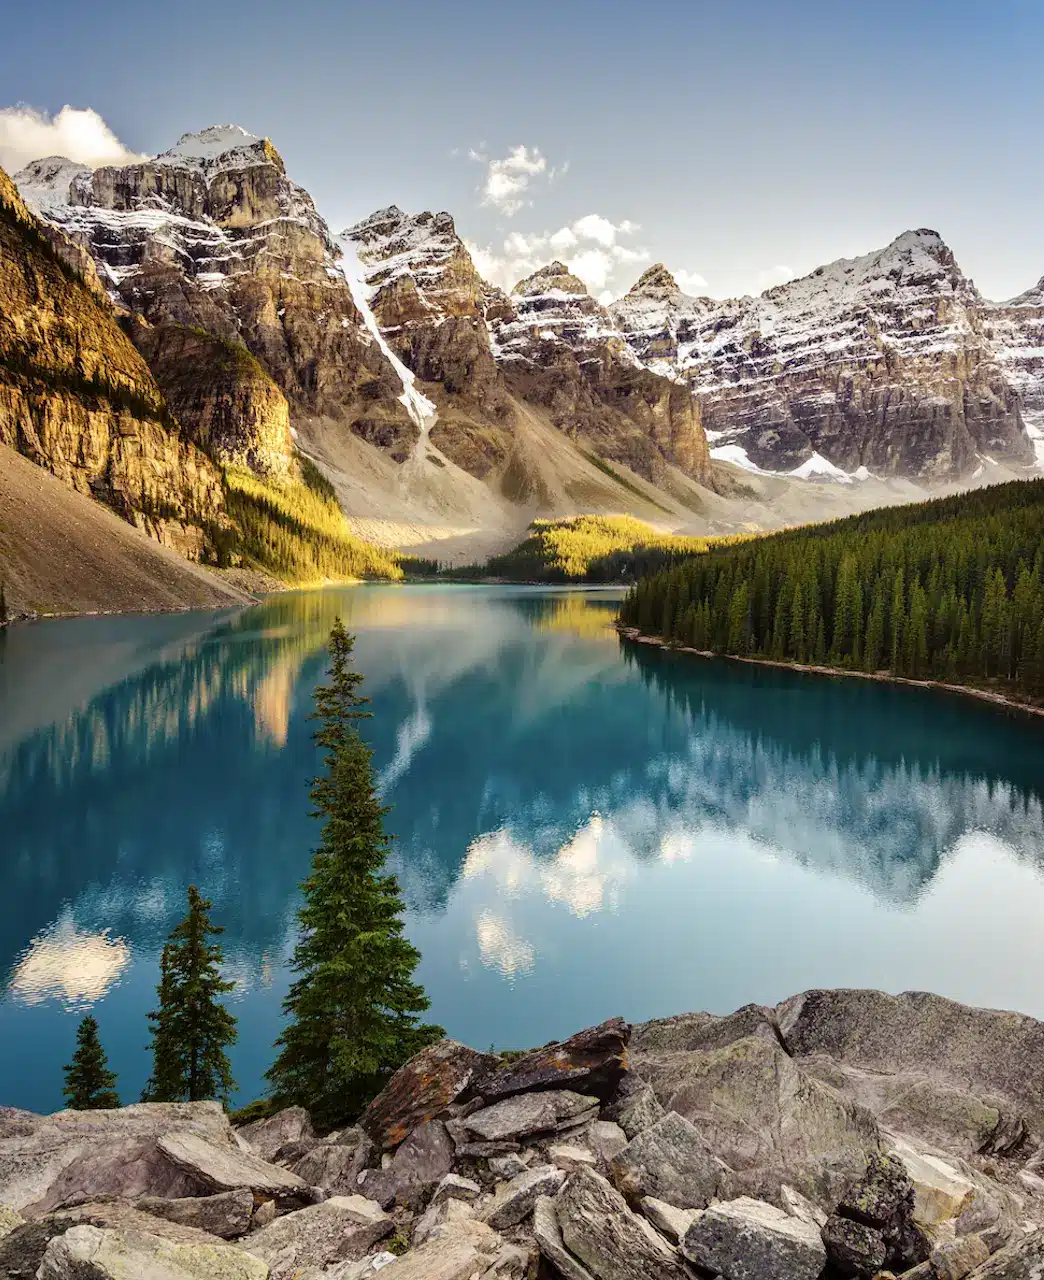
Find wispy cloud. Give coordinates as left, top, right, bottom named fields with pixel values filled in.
left=675, top=268, right=710, bottom=295
left=467, top=213, right=648, bottom=297
left=471, top=143, right=549, bottom=216
left=0, top=104, right=143, bottom=174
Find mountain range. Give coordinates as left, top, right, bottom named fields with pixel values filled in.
left=3, top=123, right=1043, bottom=612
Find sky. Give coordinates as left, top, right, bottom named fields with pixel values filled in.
left=1, top=0, right=1043, bottom=303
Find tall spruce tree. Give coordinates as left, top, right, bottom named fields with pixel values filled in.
left=266, top=621, right=442, bottom=1130
left=142, top=885, right=237, bottom=1104
left=63, top=1015, right=120, bottom=1109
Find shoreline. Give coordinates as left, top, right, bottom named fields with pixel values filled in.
left=616, top=624, right=1044, bottom=721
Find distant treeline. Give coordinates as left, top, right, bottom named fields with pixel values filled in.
left=619, top=479, right=1044, bottom=698
left=483, top=515, right=732, bottom=583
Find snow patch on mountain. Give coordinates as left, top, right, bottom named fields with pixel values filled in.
left=334, top=234, right=437, bottom=433
left=157, top=125, right=262, bottom=168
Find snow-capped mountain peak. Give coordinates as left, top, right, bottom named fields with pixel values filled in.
left=157, top=124, right=265, bottom=168
left=627, top=263, right=683, bottom=297
left=12, top=156, right=93, bottom=209
left=512, top=261, right=589, bottom=297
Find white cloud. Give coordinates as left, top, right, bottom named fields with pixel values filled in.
left=675, top=268, right=710, bottom=295
left=0, top=104, right=143, bottom=174
left=467, top=213, right=649, bottom=297
left=475, top=143, right=548, bottom=216
left=758, top=263, right=795, bottom=290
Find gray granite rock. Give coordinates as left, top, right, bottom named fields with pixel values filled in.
left=532, top=1195, right=595, bottom=1280
left=603, top=1084, right=665, bottom=1141
left=464, top=1091, right=599, bottom=1143
left=610, top=1111, right=728, bottom=1209
left=822, top=1213, right=888, bottom=1278
left=640, top=1196, right=699, bottom=1244
left=37, top=1221, right=270, bottom=1279
left=158, top=1131, right=310, bottom=1204
left=137, top=1188, right=255, bottom=1239
left=682, top=1196, right=827, bottom=1280
left=244, top=1195, right=390, bottom=1280
left=482, top=1165, right=565, bottom=1229
left=237, top=1107, right=315, bottom=1163
left=555, top=1166, right=692, bottom=1280
left=357, top=1121, right=454, bottom=1210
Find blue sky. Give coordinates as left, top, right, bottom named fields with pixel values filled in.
left=2, top=0, right=1042, bottom=300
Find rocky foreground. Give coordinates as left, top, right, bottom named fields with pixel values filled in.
left=4, top=988, right=1044, bottom=1279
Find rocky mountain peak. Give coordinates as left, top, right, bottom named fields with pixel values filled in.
left=629, top=263, right=681, bottom=296
left=513, top=261, right=590, bottom=298
left=156, top=124, right=277, bottom=172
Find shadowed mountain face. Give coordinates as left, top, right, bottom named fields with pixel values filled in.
left=3, top=586, right=1044, bottom=1111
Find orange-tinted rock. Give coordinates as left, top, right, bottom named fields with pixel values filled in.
left=480, top=1018, right=631, bottom=1104
left=359, top=1040, right=498, bottom=1152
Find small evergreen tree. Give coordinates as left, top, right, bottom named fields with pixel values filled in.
left=63, top=1016, right=120, bottom=1109
left=266, top=621, right=442, bottom=1130
left=142, top=885, right=237, bottom=1104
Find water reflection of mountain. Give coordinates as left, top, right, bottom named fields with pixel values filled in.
left=4, top=586, right=1044, bottom=994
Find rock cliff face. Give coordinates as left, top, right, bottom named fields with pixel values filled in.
left=0, top=166, right=227, bottom=560
left=487, top=261, right=711, bottom=482
left=982, top=279, right=1044, bottom=467
left=611, top=236, right=1034, bottom=479
left=15, top=128, right=412, bottom=466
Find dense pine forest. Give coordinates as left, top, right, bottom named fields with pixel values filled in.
left=619, top=479, right=1044, bottom=699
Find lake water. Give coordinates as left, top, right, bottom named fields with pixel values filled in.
left=3, top=584, right=1044, bottom=1113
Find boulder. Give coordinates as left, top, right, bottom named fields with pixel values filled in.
left=956, top=1189, right=1016, bottom=1254
left=549, top=1144, right=599, bottom=1172
left=838, top=1153, right=914, bottom=1228
left=780, top=1185, right=827, bottom=1229
left=37, top=1220, right=270, bottom=1279
left=777, top=990, right=1044, bottom=1135
left=432, top=1174, right=481, bottom=1205
left=889, top=1139, right=976, bottom=1225
left=610, top=1110, right=728, bottom=1209
left=488, top=1155, right=527, bottom=1180
left=585, top=1121, right=629, bottom=1166
left=960, top=1229, right=1044, bottom=1280
left=681, top=1196, right=827, bottom=1280
left=640, top=1197, right=699, bottom=1244
left=157, top=1131, right=310, bottom=1206
left=359, top=1219, right=507, bottom=1279
left=480, top=1019, right=630, bottom=1103
left=533, top=1195, right=596, bottom=1280
left=0, top=1203, right=23, bottom=1239
left=481, top=1165, right=565, bottom=1229
left=357, top=1120, right=454, bottom=1210
left=635, top=1034, right=879, bottom=1207
left=291, top=1129, right=377, bottom=1194
left=411, top=1195, right=476, bottom=1248
left=931, top=1235, right=991, bottom=1280
left=555, top=1166, right=693, bottom=1280
left=603, top=1084, right=665, bottom=1141
left=0, top=1102, right=233, bottom=1213
left=237, top=1107, right=315, bottom=1163
left=463, top=1091, right=599, bottom=1143
left=822, top=1214, right=888, bottom=1278
left=359, top=1041, right=498, bottom=1151
left=244, top=1195, right=391, bottom=1280
left=632, top=1004, right=779, bottom=1053
left=138, top=1188, right=255, bottom=1239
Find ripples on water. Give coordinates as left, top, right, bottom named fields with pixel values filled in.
left=2, top=585, right=1044, bottom=1111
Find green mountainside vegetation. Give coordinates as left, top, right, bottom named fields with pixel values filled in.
left=620, top=479, right=1044, bottom=700
left=482, top=514, right=732, bottom=583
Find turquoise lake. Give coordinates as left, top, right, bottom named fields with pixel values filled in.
left=3, top=583, right=1044, bottom=1112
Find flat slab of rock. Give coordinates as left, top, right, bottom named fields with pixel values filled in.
left=635, top=1034, right=879, bottom=1206
left=245, top=1195, right=390, bottom=1280
left=611, top=1110, right=728, bottom=1209
left=480, top=1019, right=630, bottom=1103
left=38, top=1220, right=269, bottom=1279
left=482, top=1165, right=565, bottom=1229
left=363, top=1218, right=506, bottom=1279
left=641, top=1196, right=699, bottom=1244
left=357, top=1120, right=454, bottom=1210
left=682, top=1196, right=827, bottom=1280
left=556, top=1166, right=693, bottom=1280
left=889, top=1139, right=976, bottom=1225
left=158, top=1131, right=309, bottom=1203
left=632, top=1004, right=779, bottom=1053
left=585, top=1121, right=628, bottom=1166
left=0, top=1101, right=233, bottom=1213
left=138, top=1188, right=255, bottom=1239
left=464, top=1091, right=598, bottom=1143
left=548, top=1144, right=598, bottom=1172
left=432, top=1174, right=481, bottom=1205
left=359, top=1041, right=498, bottom=1151
left=533, top=1196, right=596, bottom=1280
left=237, top=1107, right=315, bottom=1163
left=931, top=1234, right=991, bottom=1280
left=776, top=990, right=1044, bottom=1134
